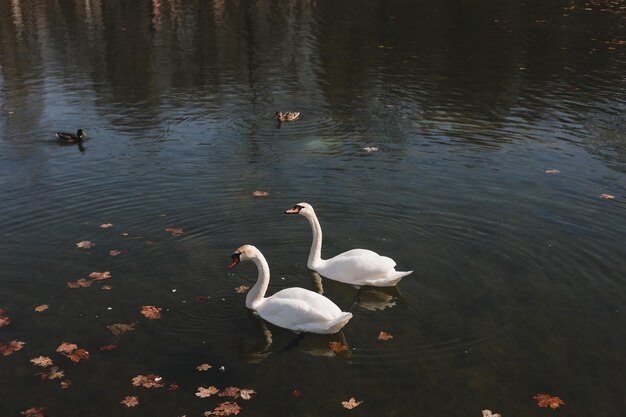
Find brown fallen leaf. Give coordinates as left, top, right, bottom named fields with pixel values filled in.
left=378, top=331, right=393, bottom=341
left=328, top=341, right=348, bottom=353
left=100, top=223, right=113, bottom=229
left=600, top=193, right=615, bottom=200
left=132, top=374, right=164, bottom=389
left=533, top=393, right=565, bottom=409
left=140, top=305, right=162, bottom=319
left=109, top=249, right=127, bottom=256
left=38, top=366, right=64, bottom=380
left=251, top=191, right=270, bottom=197
left=20, top=407, right=46, bottom=417
left=196, top=386, right=219, bottom=398
left=0, top=340, right=25, bottom=356
left=169, top=383, right=181, bottom=391
left=30, top=356, right=53, bottom=367
left=341, top=397, right=363, bottom=409
left=67, top=278, right=92, bottom=288
left=219, top=387, right=240, bottom=398
left=164, top=227, right=185, bottom=236
left=363, top=146, right=379, bottom=152
left=34, top=304, right=49, bottom=312
left=195, top=295, right=211, bottom=303
left=67, top=348, right=90, bottom=363
left=89, top=271, right=111, bottom=281
left=197, top=363, right=212, bottom=371
left=101, top=285, right=112, bottom=290
left=100, top=344, right=117, bottom=351
left=482, top=410, right=502, bottom=417
left=239, top=389, right=256, bottom=400
left=60, top=379, right=72, bottom=389
left=204, top=401, right=242, bottom=416
left=76, top=240, right=95, bottom=249
left=56, top=343, right=78, bottom=355
left=121, top=396, right=139, bottom=407
left=291, top=389, right=302, bottom=398
left=120, top=232, right=129, bottom=237
left=107, top=322, right=137, bottom=335
left=234, top=285, right=250, bottom=294
left=545, top=169, right=560, bottom=174
left=0, top=308, right=9, bottom=327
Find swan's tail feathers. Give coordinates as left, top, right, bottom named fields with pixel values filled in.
left=366, top=270, right=414, bottom=287
left=326, top=312, right=353, bottom=334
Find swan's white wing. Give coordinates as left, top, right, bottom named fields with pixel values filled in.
left=322, top=252, right=397, bottom=282
left=331, top=248, right=382, bottom=259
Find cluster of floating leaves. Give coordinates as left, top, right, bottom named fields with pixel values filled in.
left=0, top=308, right=9, bottom=327
left=0, top=339, right=25, bottom=356
left=56, top=342, right=90, bottom=363
left=67, top=271, right=111, bottom=289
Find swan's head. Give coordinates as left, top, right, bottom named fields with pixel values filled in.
left=285, top=202, right=314, bottom=216
left=227, top=245, right=257, bottom=269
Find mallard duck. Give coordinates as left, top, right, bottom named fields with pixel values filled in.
left=275, top=111, right=300, bottom=122
left=56, top=129, right=87, bottom=143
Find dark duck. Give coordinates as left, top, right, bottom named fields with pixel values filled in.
left=56, top=129, right=87, bottom=143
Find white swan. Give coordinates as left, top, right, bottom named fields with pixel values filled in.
left=285, top=203, right=413, bottom=287
left=227, top=245, right=353, bottom=334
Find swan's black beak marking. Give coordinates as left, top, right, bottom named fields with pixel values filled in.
left=285, top=205, right=303, bottom=214
left=227, top=253, right=241, bottom=269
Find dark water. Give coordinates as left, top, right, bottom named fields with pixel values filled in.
left=1, top=0, right=625, bottom=416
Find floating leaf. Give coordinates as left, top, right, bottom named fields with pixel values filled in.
left=100, top=344, right=117, bottom=351
left=67, top=278, right=92, bottom=288
left=56, top=343, right=78, bottom=355
left=204, top=401, right=242, bottom=416
left=109, top=249, right=126, bottom=256
left=341, top=397, right=363, bottom=409
left=101, top=285, right=112, bottom=290
left=67, top=348, right=90, bottom=363
left=251, top=191, right=269, bottom=197
left=363, top=146, right=379, bottom=152
left=196, top=386, right=219, bottom=398
left=169, top=383, right=181, bottom=391
left=197, top=363, right=212, bottom=371
left=140, top=305, right=162, bottom=319
left=328, top=341, right=348, bottom=353
left=121, top=396, right=139, bottom=407
left=600, top=193, right=615, bottom=200
left=76, top=240, right=94, bottom=249
left=20, top=408, right=46, bottom=417
left=219, top=387, right=240, bottom=398
left=378, top=331, right=393, bottom=341
left=164, top=227, right=185, bottom=236
left=30, top=356, right=53, bottom=367
left=291, top=389, right=302, bottom=398
left=34, top=304, right=49, bottom=312
left=120, top=232, right=129, bottom=237
left=234, top=285, right=250, bottom=294
left=483, top=410, right=502, bottom=417
left=545, top=169, right=560, bottom=174
left=60, top=379, right=72, bottom=389
left=89, top=271, right=111, bottom=281
left=100, top=223, right=113, bottom=229
left=0, top=340, right=25, bottom=356
left=107, top=322, right=137, bottom=335
left=533, top=394, right=565, bottom=409
left=132, top=374, right=164, bottom=389
left=239, top=389, right=256, bottom=400
left=0, top=308, right=9, bottom=327
left=38, top=366, right=64, bottom=380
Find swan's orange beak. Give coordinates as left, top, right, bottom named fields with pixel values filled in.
left=227, top=253, right=240, bottom=269
left=285, top=205, right=302, bottom=214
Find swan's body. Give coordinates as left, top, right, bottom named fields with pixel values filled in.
left=228, top=245, right=352, bottom=334
left=286, top=203, right=413, bottom=287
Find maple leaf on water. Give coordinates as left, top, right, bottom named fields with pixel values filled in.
left=101, top=285, right=112, bottom=290
left=363, top=146, right=379, bottom=152
left=251, top=191, right=270, bottom=197
left=378, top=331, right=394, bottom=341
left=30, top=356, right=53, bottom=367
left=0, top=308, right=9, bottom=327
left=600, top=193, right=615, bottom=200
left=169, top=383, right=181, bottom=391
left=196, top=386, right=219, bottom=398
left=291, top=389, right=302, bottom=398
left=38, top=366, right=64, bottom=381
left=533, top=394, right=565, bottom=409
left=239, top=389, right=256, bottom=400
left=341, top=398, right=363, bottom=409
left=107, top=322, right=137, bottom=335
left=132, top=374, right=164, bottom=389
left=204, top=401, right=242, bottom=416
left=56, top=343, right=78, bottom=355
left=109, top=249, right=126, bottom=256
left=20, top=407, right=46, bottom=417
left=121, top=396, right=140, bottom=407
left=34, top=304, right=49, bottom=312
left=219, top=387, right=240, bottom=398
left=545, top=169, right=560, bottom=174
left=68, top=349, right=90, bottom=363
left=328, top=341, right=348, bottom=353
left=140, top=305, right=162, bottom=319
left=165, top=227, right=185, bottom=236
left=76, top=240, right=95, bottom=249
left=100, top=344, right=118, bottom=351
left=60, top=379, right=72, bottom=389
left=197, top=363, right=212, bottom=371
left=89, top=271, right=111, bottom=281
left=482, top=410, right=502, bottom=417
left=67, top=278, right=93, bottom=289
left=234, top=285, right=250, bottom=294
left=0, top=340, right=25, bottom=356
left=100, top=223, right=113, bottom=229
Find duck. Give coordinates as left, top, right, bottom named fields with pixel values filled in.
left=228, top=245, right=352, bottom=334
left=275, top=111, right=300, bottom=122
left=285, top=203, right=413, bottom=287
left=56, top=129, right=87, bottom=143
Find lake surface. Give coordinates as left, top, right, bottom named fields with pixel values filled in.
left=1, top=0, right=625, bottom=416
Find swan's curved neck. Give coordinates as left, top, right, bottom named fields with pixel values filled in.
left=247, top=251, right=270, bottom=309
left=304, top=211, right=324, bottom=268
